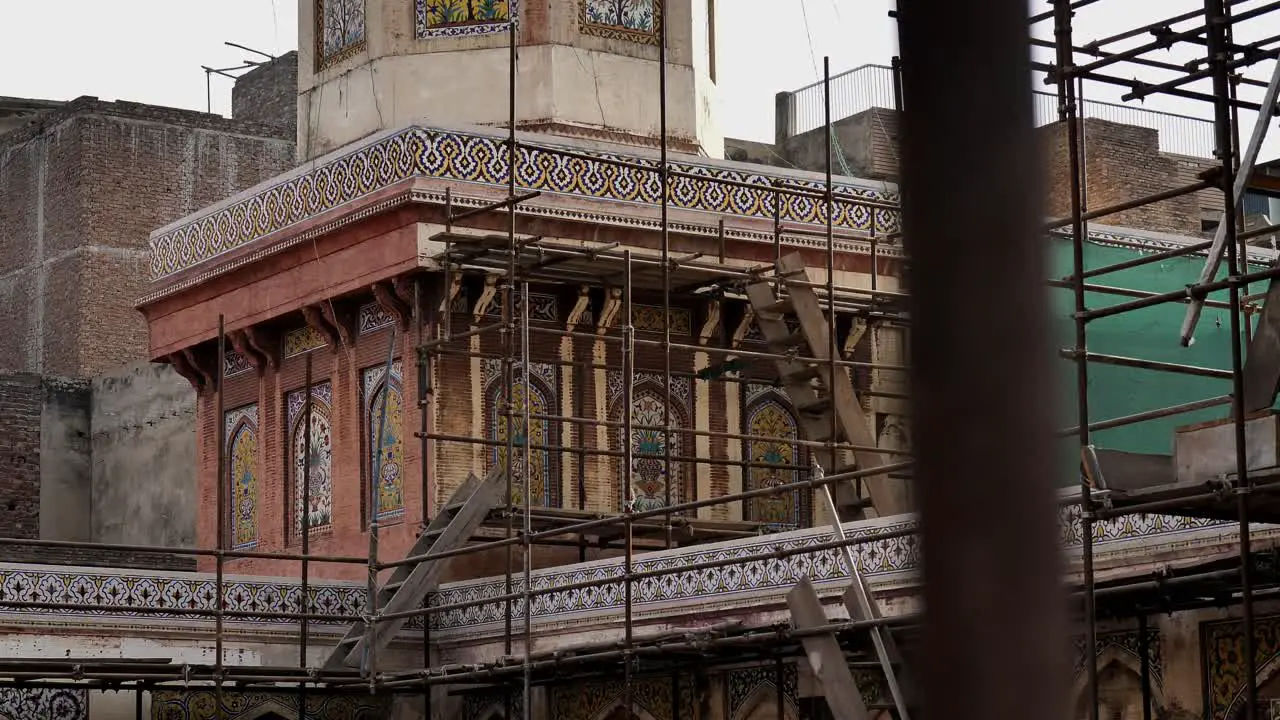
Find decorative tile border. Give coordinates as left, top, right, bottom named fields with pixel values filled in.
left=147, top=126, right=899, bottom=282
left=482, top=291, right=559, bottom=322
left=0, top=507, right=1260, bottom=636
left=224, top=350, right=251, bottom=378
left=283, top=325, right=329, bottom=358
left=152, top=688, right=388, bottom=719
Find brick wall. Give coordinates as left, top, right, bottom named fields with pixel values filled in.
left=0, top=374, right=42, bottom=538
left=0, top=96, right=296, bottom=378
left=232, top=51, right=299, bottom=142
left=0, top=544, right=195, bottom=572
left=1041, top=118, right=1202, bottom=236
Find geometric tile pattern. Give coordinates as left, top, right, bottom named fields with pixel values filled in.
left=549, top=674, right=694, bottom=720
left=150, top=688, right=389, bottom=719
left=317, top=0, right=367, bottom=70
left=415, top=0, right=517, bottom=39
left=0, top=687, right=86, bottom=720
left=581, top=0, right=661, bottom=45
left=148, top=126, right=900, bottom=281
left=727, top=663, right=799, bottom=720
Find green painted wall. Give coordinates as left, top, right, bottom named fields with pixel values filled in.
left=1049, top=237, right=1265, bottom=466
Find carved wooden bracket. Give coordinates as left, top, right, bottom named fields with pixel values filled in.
left=698, top=300, right=721, bottom=345
left=731, top=306, right=755, bottom=349
left=440, top=273, right=463, bottom=314
left=244, top=325, right=280, bottom=372
left=565, top=285, right=591, bottom=330
left=596, top=287, right=622, bottom=335
left=169, top=351, right=208, bottom=394
left=472, top=274, right=499, bottom=324
left=180, top=347, right=214, bottom=393
left=391, top=275, right=418, bottom=317
left=319, top=301, right=355, bottom=349
left=228, top=330, right=267, bottom=377
left=373, top=281, right=412, bottom=331
left=302, top=305, right=342, bottom=351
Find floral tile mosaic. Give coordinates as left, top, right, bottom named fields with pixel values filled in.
left=151, top=688, right=388, bottom=719
left=317, top=0, right=367, bottom=69
left=0, top=687, right=86, bottom=720
left=415, top=0, right=517, bottom=39
left=581, top=0, right=660, bottom=45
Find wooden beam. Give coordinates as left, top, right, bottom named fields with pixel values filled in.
left=776, top=252, right=911, bottom=517
left=1243, top=277, right=1280, bottom=411
left=787, top=578, right=870, bottom=720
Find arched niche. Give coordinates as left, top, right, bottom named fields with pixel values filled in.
left=1071, top=649, right=1160, bottom=720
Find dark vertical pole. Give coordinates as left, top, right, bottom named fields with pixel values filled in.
left=136, top=683, right=143, bottom=720
left=823, top=59, right=841, bottom=518
left=576, top=358, right=588, bottom=564
left=1205, top=0, right=1255, bottom=715
left=1054, top=2, right=1098, bottom=718
left=504, top=16, right=519, bottom=720
left=775, top=655, right=785, bottom=719
left=659, top=0, right=674, bottom=549
left=898, top=3, right=1067, bottom=720
left=1139, top=615, right=1153, bottom=720
left=300, top=354, right=313, bottom=716
left=622, top=251, right=635, bottom=716
left=417, top=278, right=433, bottom=720
left=215, top=315, right=227, bottom=720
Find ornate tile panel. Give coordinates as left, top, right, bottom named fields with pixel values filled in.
left=416, top=0, right=517, bottom=39
left=286, top=382, right=335, bottom=534
left=283, top=326, right=329, bottom=357
left=727, top=663, right=799, bottom=719
left=358, top=302, right=396, bottom=334
left=742, top=388, right=808, bottom=530
left=224, top=405, right=261, bottom=550
left=481, top=359, right=561, bottom=507
left=148, top=126, right=899, bottom=282
left=362, top=361, right=406, bottom=521
left=0, top=687, right=86, bottom=720
left=483, top=291, right=559, bottom=322
left=550, top=674, right=694, bottom=720
left=224, top=350, right=251, bottom=378
left=151, top=688, right=388, bottom=719
left=1072, top=627, right=1162, bottom=683
left=581, top=0, right=661, bottom=45
left=317, top=0, right=367, bottom=69
left=631, top=303, right=691, bottom=334
left=1204, top=614, right=1280, bottom=720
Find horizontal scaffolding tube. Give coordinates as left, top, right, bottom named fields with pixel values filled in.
left=1059, top=349, right=1235, bottom=379
left=0, top=536, right=366, bottom=564
left=1043, top=180, right=1216, bottom=232
left=1056, top=395, right=1233, bottom=437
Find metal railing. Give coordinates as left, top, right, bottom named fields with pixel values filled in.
left=781, top=63, right=1216, bottom=157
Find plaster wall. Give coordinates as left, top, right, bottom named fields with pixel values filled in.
left=90, top=361, right=198, bottom=549
left=296, top=0, right=714, bottom=159
left=38, top=375, right=92, bottom=542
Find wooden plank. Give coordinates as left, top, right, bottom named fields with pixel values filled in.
left=323, top=473, right=484, bottom=669
left=341, top=468, right=505, bottom=668
left=1244, top=277, right=1280, bottom=412
left=745, top=281, right=862, bottom=516
left=788, top=578, right=871, bottom=720
left=842, top=582, right=915, bottom=711
left=776, top=253, right=911, bottom=517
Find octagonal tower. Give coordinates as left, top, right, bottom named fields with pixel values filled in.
left=298, top=0, right=721, bottom=160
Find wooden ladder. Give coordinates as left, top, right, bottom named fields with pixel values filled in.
left=323, top=467, right=506, bottom=670
left=744, top=251, right=911, bottom=520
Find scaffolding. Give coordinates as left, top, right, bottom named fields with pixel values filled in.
left=3, top=1, right=1280, bottom=719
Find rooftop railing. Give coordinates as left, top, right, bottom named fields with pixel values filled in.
left=779, top=63, right=1216, bottom=158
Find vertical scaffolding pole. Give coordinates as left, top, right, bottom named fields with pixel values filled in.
left=521, top=279, right=534, bottom=719
left=416, top=277, right=433, bottom=719
left=1139, top=614, right=1152, bottom=720
left=898, top=2, right=1067, bottom=720
left=504, top=16, right=519, bottom=719
left=300, top=353, right=313, bottom=715
left=622, top=250, right=636, bottom=716
left=215, top=314, right=226, bottom=720
left=1054, top=2, right=1099, bottom=718
left=659, top=0, right=674, bottom=548
left=1205, top=0, right=1257, bottom=716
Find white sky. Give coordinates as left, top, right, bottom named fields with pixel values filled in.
left=0, top=1, right=1276, bottom=156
